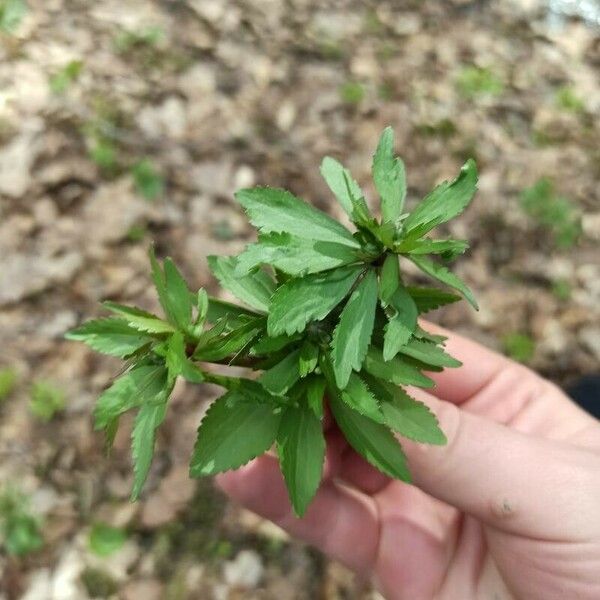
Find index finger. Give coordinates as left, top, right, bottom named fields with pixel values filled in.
left=418, top=321, right=594, bottom=438
left=419, top=320, right=514, bottom=405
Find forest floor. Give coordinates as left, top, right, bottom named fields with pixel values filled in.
left=0, top=1, right=599, bottom=599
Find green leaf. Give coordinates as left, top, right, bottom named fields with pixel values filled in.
left=320, top=156, right=365, bottom=220
left=397, top=338, right=462, bottom=368
left=401, top=238, right=469, bottom=259
left=104, top=417, right=120, bottom=451
left=235, top=233, right=359, bottom=277
left=403, top=159, right=477, bottom=240
left=251, top=333, right=301, bottom=356
left=217, top=378, right=287, bottom=406
left=306, top=376, right=326, bottom=419
left=408, top=255, right=478, bottom=309
left=363, top=348, right=435, bottom=388
left=66, top=318, right=152, bottom=357
left=399, top=355, right=444, bottom=373
left=329, top=392, right=411, bottom=482
left=196, top=289, right=209, bottom=323
left=206, top=297, right=260, bottom=327
left=189, top=390, right=281, bottom=477
left=102, top=302, right=176, bottom=334
left=195, top=319, right=228, bottom=350
left=192, top=289, right=209, bottom=337
left=371, top=220, right=397, bottom=249
left=259, top=349, right=301, bottom=396
left=372, top=126, right=407, bottom=223
left=413, top=325, right=447, bottom=345
left=277, top=403, right=325, bottom=516
left=208, top=255, right=275, bottom=313
left=299, top=341, right=319, bottom=377
left=340, top=373, right=384, bottom=423
left=406, top=286, right=461, bottom=313
left=149, top=248, right=183, bottom=327
left=379, top=254, right=400, bottom=305
left=88, top=523, right=127, bottom=557
left=163, top=258, right=193, bottom=330
left=235, top=187, right=359, bottom=249
left=166, top=332, right=204, bottom=384
left=94, top=365, right=168, bottom=429
left=131, top=398, right=168, bottom=500
left=268, top=265, right=363, bottom=336
left=331, top=269, right=378, bottom=388
left=195, top=318, right=263, bottom=363
left=382, top=284, right=418, bottom=361
left=366, top=377, right=446, bottom=444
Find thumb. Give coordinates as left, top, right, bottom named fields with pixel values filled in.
left=401, top=393, right=599, bottom=540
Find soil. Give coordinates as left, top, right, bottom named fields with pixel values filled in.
left=0, top=1, right=598, bottom=598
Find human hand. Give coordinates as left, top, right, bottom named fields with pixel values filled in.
left=217, top=325, right=600, bottom=599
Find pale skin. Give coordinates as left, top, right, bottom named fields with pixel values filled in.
left=217, top=323, right=600, bottom=600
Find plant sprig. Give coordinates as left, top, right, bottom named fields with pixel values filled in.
left=67, top=127, right=478, bottom=516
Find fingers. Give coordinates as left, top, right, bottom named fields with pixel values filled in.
left=419, top=321, right=594, bottom=438
left=419, top=320, right=534, bottom=405
left=216, top=454, right=380, bottom=573
left=402, top=391, right=600, bottom=540
left=338, top=448, right=391, bottom=494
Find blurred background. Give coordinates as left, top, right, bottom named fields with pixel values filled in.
left=0, top=0, right=598, bottom=598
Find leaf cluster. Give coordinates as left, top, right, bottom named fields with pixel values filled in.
left=67, top=127, right=478, bottom=516
left=520, top=177, right=581, bottom=249
left=0, top=486, right=43, bottom=556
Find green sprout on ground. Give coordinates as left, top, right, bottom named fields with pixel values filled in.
left=29, top=380, right=66, bottom=422
left=86, top=132, right=118, bottom=174
left=456, top=66, right=504, bottom=99
left=126, top=223, right=148, bottom=243
left=49, top=60, right=83, bottom=95
left=88, top=522, right=127, bottom=557
left=502, top=332, right=536, bottom=364
left=0, top=367, right=18, bottom=403
left=555, top=85, right=585, bottom=114
left=520, top=178, right=581, bottom=249
left=415, top=118, right=457, bottom=140
left=80, top=567, right=118, bottom=598
left=552, top=278, right=572, bottom=302
left=340, top=81, right=366, bottom=105
left=113, top=26, right=164, bottom=54
left=0, top=486, right=44, bottom=556
left=0, top=0, right=26, bottom=34
left=316, top=38, right=345, bottom=61
left=132, top=158, right=165, bottom=201
left=67, top=127, right=479, bottom=516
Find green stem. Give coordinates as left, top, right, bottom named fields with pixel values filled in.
left=201, top=371, right=244, bottom=388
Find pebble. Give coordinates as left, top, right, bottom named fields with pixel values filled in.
left=0, top=252, right=82, bottom=306
left=579, top=327, right=600, bottom=361
left=223, top=550, right=264, bottom=589
left=84, top=538, right=141, bottom=582
left=20, top=569, right=53, bottom=600
left=582, top=213, right=600, bottom=241
left=51, top=547, right=86, bottom=600
left=0, top=120, right=43, bottom=197
left=138, top=96, right=188, bottom=141
left=121, top=579, right=163, bottom=600
left=140, top=465, right=195, bottom=528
